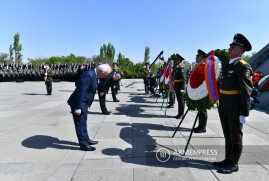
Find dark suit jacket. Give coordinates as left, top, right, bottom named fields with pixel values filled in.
left=67, top=69, right=97, bottom=112
left=98, top=73, right=115, bottom=93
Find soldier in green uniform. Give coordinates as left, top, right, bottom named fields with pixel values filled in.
left=213, top=34, right=253, bottom=174
left=173, top=54, right=185, bottom=119
left=142, top=62, right=151, bottom=94
left=43, top=64, right=53, bottom=95
left=193, top=49, right=208, bottom=133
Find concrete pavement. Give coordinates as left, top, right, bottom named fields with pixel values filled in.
left=0, top=79, right=269, bottom=181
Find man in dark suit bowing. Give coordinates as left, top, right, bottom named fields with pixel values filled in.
left=67, top=64, right=112, bottom=151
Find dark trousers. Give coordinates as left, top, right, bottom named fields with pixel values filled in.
left=71, top=107, right=90, bottom=147
left=45, top=80, right=52, bottom=95
left=175, top=91, right=185, bottom=116
left=98, top=92, right=107, bottom=113
left=198, top=111, right=208, bottom=129
left=219, top=109, right=243, bottom=163
left=150, top=85, right=156, bottom=94
left=143, top=77, right=150, bottom=94
left=169, top=91, right=175, bottom=106
left=112, top=86, right=117, bottom=101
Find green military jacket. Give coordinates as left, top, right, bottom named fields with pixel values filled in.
left=43, top=69, right=53, bottom=82
left=219, top=59, right=253, bottom=116
left=142, top=68, right=150, bottom=78
left=173, top=65, right=185, bottom=91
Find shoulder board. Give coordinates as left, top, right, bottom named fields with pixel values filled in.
left=239, top=60, right=247, bottom=64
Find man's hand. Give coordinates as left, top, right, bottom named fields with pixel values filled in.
left=100, top=92, right=104, bottom=97
left=74, top=109, right=82, bottom=116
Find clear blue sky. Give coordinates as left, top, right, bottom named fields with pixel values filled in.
left=1, top=0, right=268, bottom=63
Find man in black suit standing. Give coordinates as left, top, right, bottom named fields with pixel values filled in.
left=68, top=64, right=112, bottom=151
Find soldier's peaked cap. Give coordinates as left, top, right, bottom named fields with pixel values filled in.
left=145, top=62, right=149, bottom=65
left=176, top=53, right=185, bottom=60
left=197, top=49, right=206, bottom=57
left=230, top=33, right=252, bottom=51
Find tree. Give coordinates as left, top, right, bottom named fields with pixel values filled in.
left=116, top=52, right=125, bottom=65
left=12, top=33, right=23, bottom=63
left=0, top=52, right=9, bottom=62
left=99, top=43, right=115, bottom=64
left=144, top=46, right=150, bottom=64
left=242, top=52, right=256, bottom=62
left=9, top=45, right=14, bottom=62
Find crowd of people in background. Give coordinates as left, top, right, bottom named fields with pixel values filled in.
left=0, top=62, right=96, bottom=82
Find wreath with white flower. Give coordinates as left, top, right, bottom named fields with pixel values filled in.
left=258, top=74, right=269, bottom=91
left=184, top=49, right=229, bottom=112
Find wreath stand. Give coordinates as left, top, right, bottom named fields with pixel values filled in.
left=171, top=108, right=199, bottom=156
left=160, top=89, right=170, bottom=115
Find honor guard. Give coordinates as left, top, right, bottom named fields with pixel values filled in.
left=173, top=54, right=186, bottom=119
left=193, top=49, right=208, bottom=133
left=43, top=64, right=53, bottom=95
left=213, top=33, right=253, bottom=174
left=142, top=62, right=151, bottom=94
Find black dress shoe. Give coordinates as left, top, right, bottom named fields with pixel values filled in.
left=217, top=162, right=238, bottom=174
left=88, top=140, right=98, bottom=145
left=113, top=99, right=120, bottom=102
left=167, top=105, right=174, bottom=108
left=212, top=159, right=229, bottom=167
left=175, top=115, right=183, bottom=119
left=80, top=145, right=96, bottom=151
left=194, top=127, right=206, bottom=133
left=193, top=127, right=200, bottom=131
left=102, top=111, right=110, bottom=115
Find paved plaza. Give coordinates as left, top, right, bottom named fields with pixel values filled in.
left=0, top=79, right=269, bottom=181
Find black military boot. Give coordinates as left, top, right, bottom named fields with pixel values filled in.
left=217, top=161, right=238, bottom=174
left=212, top=159, right=229, bottom=167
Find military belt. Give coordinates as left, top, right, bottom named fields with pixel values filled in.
left=220, top=89, right=241, bottom=95
left=174, top=79, right=182, bottom=82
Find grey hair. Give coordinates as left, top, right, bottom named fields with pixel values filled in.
left=115, top=73, right=121, bottom=79
left=97, top=64, right=112, bottom=74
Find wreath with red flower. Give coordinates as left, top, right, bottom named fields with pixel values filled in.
left=184, top=49, right=229, bottom=112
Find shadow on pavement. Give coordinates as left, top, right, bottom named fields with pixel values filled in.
left=102, top=123, right=216, bottom=169
left=22, top=135, right=79, bottom=150
left=114, top=104, right=174, bottom=118
left=23, top=93, right=47, bottom=95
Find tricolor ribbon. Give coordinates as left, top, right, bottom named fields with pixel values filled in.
left=204, top=51, right=219, bottom=101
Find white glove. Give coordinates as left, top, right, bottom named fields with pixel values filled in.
left=239, top=115, right=248, bottom=123
left=180, top=89, right=185, bottom=93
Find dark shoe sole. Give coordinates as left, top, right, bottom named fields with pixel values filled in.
left=80, top=147, right=96, bottom=151
left=217, top=167, right=238, bottom=174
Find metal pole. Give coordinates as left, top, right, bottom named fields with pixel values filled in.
left=183, top=113, right=199, bottom=156
left=172, top=108, right=189, bottom=138
left=165, top=89, right=170, bottom=115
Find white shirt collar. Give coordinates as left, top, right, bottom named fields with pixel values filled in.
left=229, top=57, right=240, bottom=64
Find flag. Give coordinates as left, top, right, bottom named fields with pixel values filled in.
left=204, top=51, right=219, bottom=101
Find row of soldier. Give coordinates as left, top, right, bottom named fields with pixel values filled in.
left=0, top=62, right=96, bottom=71
left=0, top=63, right=96, bottom=82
